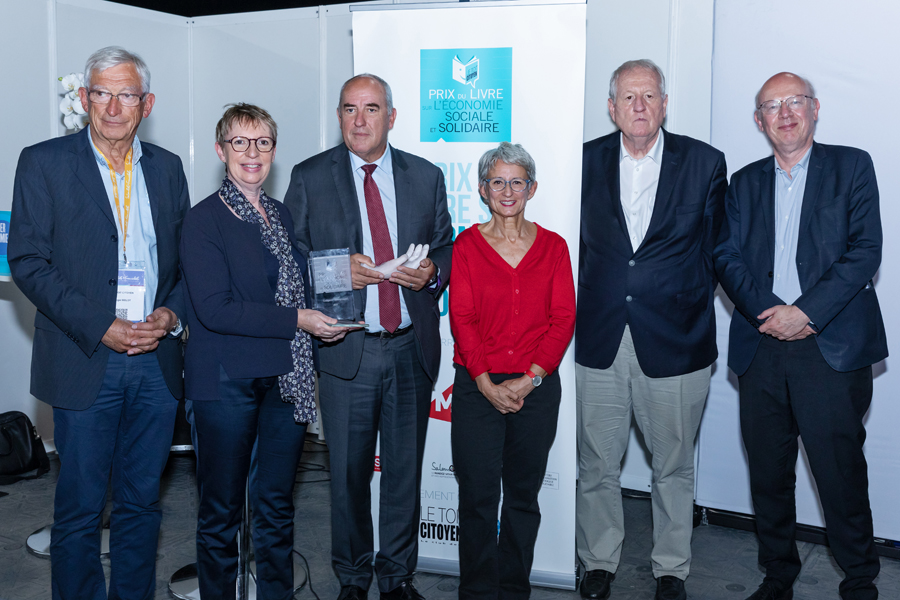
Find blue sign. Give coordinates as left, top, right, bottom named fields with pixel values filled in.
left=0, top=211, right=10, bottom=277
left=420, top=47, right=512, bottom=143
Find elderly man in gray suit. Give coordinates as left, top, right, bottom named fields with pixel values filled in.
left=284, top=73, right=452, bottom=600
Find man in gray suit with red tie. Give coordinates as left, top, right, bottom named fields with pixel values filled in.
left=576, top=59, right=727, bottom=600
left=715, top=72, right=886, bottom=600
left=284, top=74, right=452, bottom=600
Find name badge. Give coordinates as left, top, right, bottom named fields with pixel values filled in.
left=117, top=261, right=146, bottom=322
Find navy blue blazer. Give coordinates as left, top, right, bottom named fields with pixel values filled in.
left=284, top=144, right=452, bottom=382
left=9, top=127, right=189, bottom=409
left=714, top=142, right=888, bottom=376
left=576, top=130, right=727, bottom=378
left=180, top=192, right=315, bottom=400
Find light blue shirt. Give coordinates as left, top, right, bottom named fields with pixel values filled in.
left=350, top=146, right=413, bottom=332
left=88, top=126, right=159, bottom=320
left=772, top=146, right=812, bottom=305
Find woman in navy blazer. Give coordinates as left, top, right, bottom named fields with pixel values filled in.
left=180, top=104, right=349, bottom=599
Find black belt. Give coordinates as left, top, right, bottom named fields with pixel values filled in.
left=365, top=325, right=414, bottom=339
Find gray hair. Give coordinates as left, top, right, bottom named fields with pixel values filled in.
left=477, top=142, right=536, bottom=184
left=755, top=72, right=817, bottom=109
left=338, top=73, right=393, bottom=113
left=609, top=59, right=666, bottom=101
left=84, top=46, right=151, bottom=95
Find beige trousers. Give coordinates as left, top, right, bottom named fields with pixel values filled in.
left=575, top=325, right=710, bottom=579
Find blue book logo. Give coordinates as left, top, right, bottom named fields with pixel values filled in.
left=420, top=48, right=512, bottom=143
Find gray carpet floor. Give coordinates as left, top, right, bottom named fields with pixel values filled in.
left=1, top=437, right=898, bottom=599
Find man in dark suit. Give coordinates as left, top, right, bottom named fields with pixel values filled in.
left=8, top=47, right=188, bottom=600
left=576, top=59, right=726, bottom=600
left=714, top=72, right=886, bottom=600
left=284, top=74, right=452, bottom=600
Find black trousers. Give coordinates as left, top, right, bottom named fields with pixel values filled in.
left=451, top=366, right=562, bottom=600
left=192, top=369, right=308, bottom=600
left=739, top=335, right=879, bottom=600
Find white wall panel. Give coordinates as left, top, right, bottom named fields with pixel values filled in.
left=55, top=0, right=190, bottom=168
left=191, top=8, right=321, bottom=202
left=0, top=0, right=53, bottom=445
left=699, top=0, right=900, bottom=540
left=583, top=0, right=716, bottom=492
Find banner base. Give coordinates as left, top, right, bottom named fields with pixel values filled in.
left=416, top=558, right=576, bottom=591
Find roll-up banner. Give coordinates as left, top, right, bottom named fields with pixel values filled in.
left=352, top=1, right=586, bottom=589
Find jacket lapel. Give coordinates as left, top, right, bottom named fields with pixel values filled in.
left=603, top=136, right=628, bottom=241
left=798, top=142, right=825, bottom=238
left=392, top=146, right=413, bottom=251
left=71, top=128, right=116, bottom=227
left=332, top=144, right=363, bottom=253
left=640, top=129, right=678, bottom=250
left=139, top=143, right=160, bottom=230
left=760, top=158, right=776, bottom=269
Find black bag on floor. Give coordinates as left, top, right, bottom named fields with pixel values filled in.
left=0, top=411, right=50, bottom=485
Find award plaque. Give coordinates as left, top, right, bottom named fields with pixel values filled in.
left=308, top=248, right=356, bottom=322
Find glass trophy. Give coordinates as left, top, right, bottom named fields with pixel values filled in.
left=308, top=248, right=357, bottom=323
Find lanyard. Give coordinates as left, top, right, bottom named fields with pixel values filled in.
left=95, top=146, right=134, bottom=262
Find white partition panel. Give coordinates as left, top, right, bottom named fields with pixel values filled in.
left=0, top=0, right=190, bottom=447
left=697, top=0, right=900, bottom=540
left=0, top=0, right=54, bottom=446
left=55, top=0, right=190, bottom=169
left=583, top=0, right=716, bottom=493
left=191, top=8, right=321, bottom=203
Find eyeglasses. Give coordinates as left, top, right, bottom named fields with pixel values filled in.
left=222, top=137, right=276, bottom=153
left=757, top=95, right=813, bottom=116
left=88, top=90, right=145, bottom=107
left=483, top=177, right=532, bottom=193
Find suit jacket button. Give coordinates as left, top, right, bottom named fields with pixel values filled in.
left=109, top=279, right=116, bottom=286
left=628, top=260, right=635, bottom=267
left=626, top=295, right=633, bottom=302
left=111, top=235, right=117, bottom=242
left=768, top=271, right=773, bottom=278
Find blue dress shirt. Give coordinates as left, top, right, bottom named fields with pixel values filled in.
left=88, top=126, right=158, bottom=320
left=772, top=146, right=812, bottom=305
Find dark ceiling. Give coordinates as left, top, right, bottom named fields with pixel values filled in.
left=108, top=0, right=351, bottom=17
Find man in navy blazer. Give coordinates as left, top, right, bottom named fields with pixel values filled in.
left=9, top=47, right=188, bottom=600
left=575, top=60, right=726, bottom=600
left=284, top=74, right=452, bottom=600
left=714, top=72, right=886, bottom=600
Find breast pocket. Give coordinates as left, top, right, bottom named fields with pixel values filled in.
left=675, top=202, right=704, bottom=216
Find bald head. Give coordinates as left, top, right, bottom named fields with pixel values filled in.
left=755, top=72, right=815, bottom=109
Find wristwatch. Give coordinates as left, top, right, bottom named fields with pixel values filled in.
left=525, top=369, right=543, bottom=387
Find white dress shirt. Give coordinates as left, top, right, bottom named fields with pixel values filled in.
left=349, top=146, right=413, bottom=332
left=619, top=130, right=664, bottom=252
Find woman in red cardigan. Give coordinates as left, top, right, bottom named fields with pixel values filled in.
left=450, top=142, right=576, bottom=599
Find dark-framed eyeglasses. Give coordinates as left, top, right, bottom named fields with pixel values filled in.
left=88, top=90, right=146, bottom=107
left=483, top=177, right=532, bottom=193
left=222, top=136, right=276, bottom=153
left=757, top=95, right=813, bottom=116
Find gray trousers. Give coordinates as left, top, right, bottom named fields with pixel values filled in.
left=319, top=331, right=432, bottom=592
left=575, top=325, right=710, bottom=579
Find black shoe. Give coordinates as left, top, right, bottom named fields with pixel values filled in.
left=580, top=569, right=614, bottom=600
left=655, top=576, right=686, bottom=600
left=380, top=579, right=425, bottom=600
left=338, top=585, right=368, bottom=600
left=745, top=579, right=793, bottom=600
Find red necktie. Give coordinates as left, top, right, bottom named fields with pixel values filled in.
left=362, top=164, right=401, bottom=333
